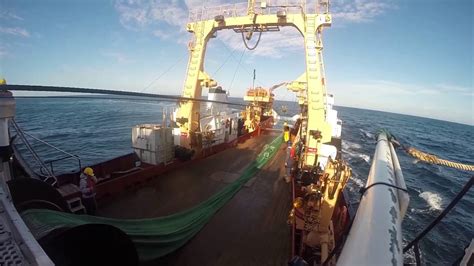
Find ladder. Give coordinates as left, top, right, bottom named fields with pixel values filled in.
left=66, top=197, right=86, bottom=214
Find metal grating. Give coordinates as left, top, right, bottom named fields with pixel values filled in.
left=0, top=217, right=26, bottom=265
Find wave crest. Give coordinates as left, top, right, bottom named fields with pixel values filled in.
left=342, top=140, right=362, bottom=150
left=419, top=191, right=443, bottom=210
left=360, top=129, right=374, bottom=139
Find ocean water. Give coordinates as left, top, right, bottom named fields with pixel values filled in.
left=13, top=97, right=473, bottom=265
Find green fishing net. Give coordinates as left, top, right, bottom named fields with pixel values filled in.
left=22, top=134, right=283, bottom=261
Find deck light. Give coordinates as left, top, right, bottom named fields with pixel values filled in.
left=214, top=15, right=225, bottom=22
left=277, top=10, right=286, bottom=18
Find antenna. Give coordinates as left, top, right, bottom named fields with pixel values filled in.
left=252, top=69, right=256, bottom=90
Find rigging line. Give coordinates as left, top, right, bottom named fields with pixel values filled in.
left=140, top=53, right=187, bottom=93
left=218, top=39, right=264, bottom=87
left=229, top=49, right=246, bottom=91
left=212, top=44, right=239, bottom=76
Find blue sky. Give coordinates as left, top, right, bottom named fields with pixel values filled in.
left=0, top=0, right=472, bottom=125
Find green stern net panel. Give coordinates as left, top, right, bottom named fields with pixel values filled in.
left=21, top=135, right=283, bottom=261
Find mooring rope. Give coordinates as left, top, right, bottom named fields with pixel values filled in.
left=383, top=131, right=474, bottom=172
left=404, top=146, right=474, bottom=172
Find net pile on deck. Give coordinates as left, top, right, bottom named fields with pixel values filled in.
left=21, top=135, right=283, bottom=261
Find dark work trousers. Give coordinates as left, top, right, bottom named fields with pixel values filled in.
left=82, top=196, right=97, bottom=215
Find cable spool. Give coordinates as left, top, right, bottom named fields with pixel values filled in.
left=39, top=224, right=138, bottom=266
left=8, top=178, right=70, bottom=213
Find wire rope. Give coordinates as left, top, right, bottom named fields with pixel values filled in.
left=212, top=44, right=239, bottom=76
left=140, top=54, right=187, bottom=93
left=218, top=40, right=264, bottom=87
left=229, top=49, right=246, bottom=91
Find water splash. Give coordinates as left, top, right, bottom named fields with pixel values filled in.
left=419, top=191, right=443, bottom=211
left=343, top=149, right=370, bottom=164
left=360, top=128, right=374, bottom=139
left=351, top=176, right=365, bottom=187
left=342, top=140, right=362, bottom=150
left=359, top=154, right=371, bottom=164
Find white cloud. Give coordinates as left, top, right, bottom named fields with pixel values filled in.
left=0, top=11, right=24, bottom=21
left=0, top=45, right=7, bottom=58
left=114, top=0, right=393, bottom=57
left=435, top=83, right=473, bottom=96
left=114, top=0, right=189, bottom=30
left=330, top=79, right=473, bottom=125
left=336, top=80, right=472, bottom=96
left=101, top=51, right=132, bottom=63
left=215, top=27, right=304, bottom=58
left=332, top=0, right=394, bottom=23
left=114, top=1, right=149, bottom=30
left=0, top=26, right=30, bottom=37
left=153, top=28, right=173, bottom=39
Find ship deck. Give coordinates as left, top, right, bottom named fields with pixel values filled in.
left=98, top=132, right=292, bottom=265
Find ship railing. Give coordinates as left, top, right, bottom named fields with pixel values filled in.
left=10, top=119, right=57, bottom=186
left=188, top=2, right=247, bottom=23
left=10, top=119, right=82, bottom=187
left=22, top=130, right=82, bottom=179
left=188, top=0, right=329, bottom=23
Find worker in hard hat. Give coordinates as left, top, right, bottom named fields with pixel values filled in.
left=79, top=167, right=98, bottom=215
left=283, top=122, right=290, bottom=143
left=283, top=121, right=292, bottom=181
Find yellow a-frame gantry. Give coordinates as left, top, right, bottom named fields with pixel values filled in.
left=176, top=0, right=333, bottom=168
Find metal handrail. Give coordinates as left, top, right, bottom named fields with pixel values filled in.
left=10, top=119, right=82, bottom=184
left=22, top=131, right=79, bottom=160
left=22, top=131, right=82, bottom=175
left=10, top=119, right=57, bottom=186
